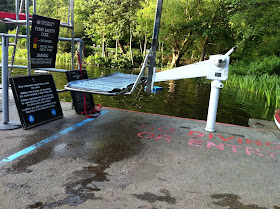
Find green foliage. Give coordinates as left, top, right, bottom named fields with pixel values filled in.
left=226, top=0, right=280, bottom=60
left=56, top=52, right=74, bottom=63
left=2, top=0, right=279, bottom=70
left=230, top=56, right=280, bottom=76
left=35, top=0, right=69, bottom=21
left=225, top=74, right=280, bottom=108
left=0, top=0, right=14, bottom=12
left=85, top=53, right=137, bottom=68
left=77, top=0, right=141, bottom=47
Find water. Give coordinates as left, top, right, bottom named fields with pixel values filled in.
left=4, top=62, right=275, bottom=127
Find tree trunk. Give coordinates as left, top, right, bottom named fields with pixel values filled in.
left=143, top=33, right=147, bottom=57
left=139, top=39, right=143, bottom=56
left=117, top=40, right=126, bottom=55
left=171, top=38, right=193, bottom=67
left=130, top=28, right=134, bottom=66
left=116, top=38, right=118, bottom=56
left=161, top=41, right=164, bottom=63
left=102, top=34, right=105, bottom=58
left=199, top=35, right=209, bottom=61
left=171, top=47, right=180, bottom=68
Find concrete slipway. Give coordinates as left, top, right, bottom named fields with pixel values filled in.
left=0, top=90, right=280, bottom=209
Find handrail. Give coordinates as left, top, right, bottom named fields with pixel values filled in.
left=124, top=52, right=151, bottom=95
left=9, top=0, right=25, bottom=76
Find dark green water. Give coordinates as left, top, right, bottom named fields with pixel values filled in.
left=7, top=62, right=275, bottom=127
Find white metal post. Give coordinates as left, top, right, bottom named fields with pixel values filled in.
left=33, top=0, right=36, bottom=14
left=70, top=0, right=75, bottom=70
left=205, top=80, right=224, bottom=132
left=2, top=36, right=9, bottom=124
left=0, top=36, right=21, bottom=130
left=25, top=0, right=31, bottom=75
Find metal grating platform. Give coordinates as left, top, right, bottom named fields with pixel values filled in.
left=65, top=72, right=142, bottom=96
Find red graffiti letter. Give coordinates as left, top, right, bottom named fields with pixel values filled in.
left=265, top=142, right=280, bottom=149
left=139, top=124, right=155, bottom=131
left=207, top=141, right=224, bottom=150
left=158, top=127, right=175, bottom=134
left=155, top=135, right=172, bottom=142
left=137, top=132, right=155, bottom=139
left=246, top=139, right=262, bottom=146
left=226, top=145, right=243, bottom=153
left=237, top=138, right=243, bottom=144
left=188, top=131, right=204, bottom=137
left=217, top=135, right=235, bottom=142
left=188, top=138, right=203, bottom=147
left=263, top=150, right=276, bottom=158
left=245, top=147, right=265, bottom=157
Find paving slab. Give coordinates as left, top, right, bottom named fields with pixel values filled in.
left=0, top=92, right=280, bottom=209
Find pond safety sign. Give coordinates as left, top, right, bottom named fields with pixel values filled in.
left=30, top=14, right=60, bottom=68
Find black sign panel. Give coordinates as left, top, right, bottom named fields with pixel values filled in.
left=10, top=74, right=63, bottom=129
left=30, top=15, right=60, bottom=68
left=66, top=70, right=95, bottom=114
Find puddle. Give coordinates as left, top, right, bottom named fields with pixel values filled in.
left=27, top=202, right=44, bottom=208
left=211, top=194, right=279, bottom=209
left=5, top=147, right=52, bottom=174
left=65, top=164, right=109, bottom=195
left=133, top=189, right=176, bottom=205
left=86, top=130, right=142, bottom=165
left=27, top=165, right=106, bottom=208
left=27, top=125, right=142, bottom=208
left=27, top=194, right=102, bottom=208
left=180, top=126, right=191, bottom=129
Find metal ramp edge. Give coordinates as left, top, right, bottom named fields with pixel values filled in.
left=65, top=72, right=145, bottom=96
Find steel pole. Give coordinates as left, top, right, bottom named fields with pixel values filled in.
left=25, top=0, right=31, bottom=75
left=70, top=0, right=75, bottom=70
left=205, top=80, right=223, bottom=132
left=0, top=36, right=21, bottom=130
left=2, top=36, right=9, bottom=124
left=146, top=0, right=163, bottom=93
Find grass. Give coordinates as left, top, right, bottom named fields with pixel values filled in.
left=225, top=74, right=280, bottom=108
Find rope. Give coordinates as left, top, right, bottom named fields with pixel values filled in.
left=77, top=52, right=101, bottom=118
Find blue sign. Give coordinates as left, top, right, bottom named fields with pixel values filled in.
left=28, top=115, right=35, bottom=123
left=51, top=109, right=57, bottom=116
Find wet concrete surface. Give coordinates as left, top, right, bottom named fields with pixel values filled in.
left=0, top=93, right=280, bottom=208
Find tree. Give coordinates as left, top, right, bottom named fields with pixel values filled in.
left=159, top=0, right=235, bottom=67
left=36, top=0, right=69, bottom=21
left=159, top=0, right=192, bottom=67
left=186, top=0, right=234, bottom=61
left=0, top=0, right=15, bottom=33
left=75, top=0, right=141, bottom=59
left=136, top=0, right=156, bottom=57
left=226, top=0, right=280, bottom=59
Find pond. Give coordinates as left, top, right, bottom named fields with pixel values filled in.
left=4, top=61, right=276, bottom=127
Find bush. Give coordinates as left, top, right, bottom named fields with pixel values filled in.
left=230, top=56, right=280, bottom=76
left=83, top=45, right=96, bottom=57
left=86, top=53, right=135, bottom=68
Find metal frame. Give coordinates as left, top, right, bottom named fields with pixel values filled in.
left=146, top=0, right=163, bottom=93
left=0, top=0, right=78, bottom=130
